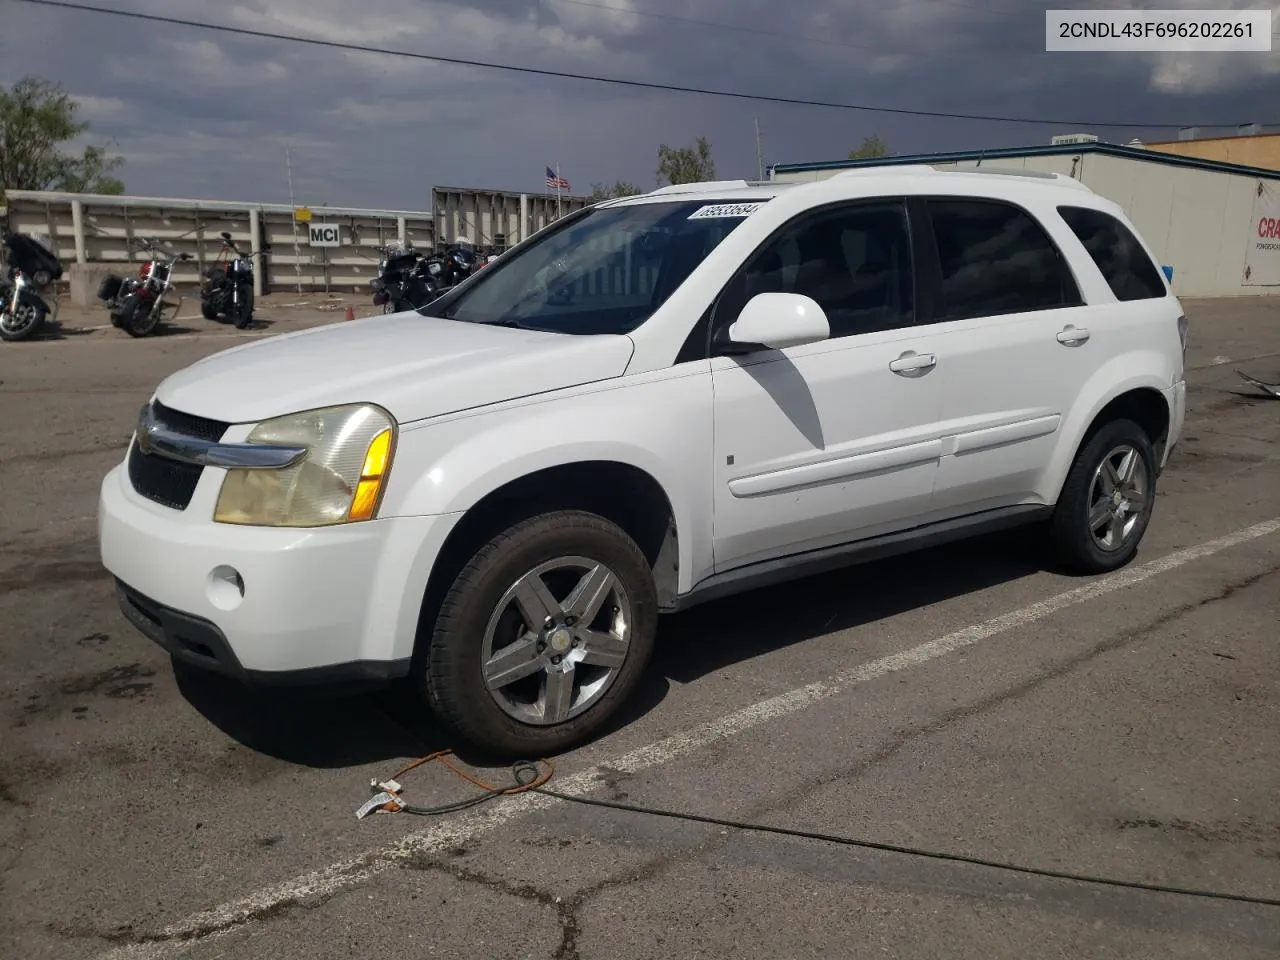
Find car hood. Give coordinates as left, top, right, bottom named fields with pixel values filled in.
left=154, top=313, right=636, bottom=425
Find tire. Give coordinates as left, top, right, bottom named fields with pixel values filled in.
left=0, top=295, right=47, bottom=342
left=1047, top=418, right=1158, bottom=575
left=421, top=510, right=659, bottom=758
left=200, top=299, right=220, bottom=321
left=121, top=296, right=159, bottom=338
left=232, top=286, right=254, bottom=329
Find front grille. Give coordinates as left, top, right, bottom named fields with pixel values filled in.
left=128, top=401, right=232, bottom=511
left=152, top=400, right=230, bottom=442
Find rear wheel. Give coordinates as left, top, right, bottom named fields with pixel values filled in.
left=421, top=510, right=658, bottom=757
left=1047, top=418, right=1157, bottom=574
left=0, top=295, right=47, bottom=342
left=200, top=299, right=220, bottom=321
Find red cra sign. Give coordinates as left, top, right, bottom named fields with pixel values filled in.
left=1244, top=183, right=1280, bottom=285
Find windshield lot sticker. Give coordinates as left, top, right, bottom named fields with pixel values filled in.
left=688, top=203, right=765, bottom=219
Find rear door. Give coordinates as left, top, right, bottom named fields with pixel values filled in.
left=908, top=196, right=1102, bottom=517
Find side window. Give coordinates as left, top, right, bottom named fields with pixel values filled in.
left=1057, top=205, right=1168, bottom=301
left=733, top=201, right=915, bottom=339
left=927, top=199, right=1083, bottom=321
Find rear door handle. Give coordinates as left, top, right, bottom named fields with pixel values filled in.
left=889, top=351, right=936, bottom=375
left=1057, top=325, right=1091, bottom=346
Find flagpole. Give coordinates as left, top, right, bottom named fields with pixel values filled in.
left=555, top=163, right=563, bottom=219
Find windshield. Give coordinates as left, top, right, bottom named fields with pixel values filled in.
left=421, top=198, right=761, bottom=334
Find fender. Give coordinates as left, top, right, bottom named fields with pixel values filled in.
left=1039, top=349, right=1176, bottom=503
left=381, top=367, right=717, bottom=596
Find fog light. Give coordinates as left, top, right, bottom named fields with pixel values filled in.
left=207, top=565, right=245, bottom=611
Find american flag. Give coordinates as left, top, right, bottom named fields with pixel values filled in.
left=545, top=166, right=570, bottom=191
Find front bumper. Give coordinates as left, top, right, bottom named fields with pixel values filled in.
left=1162, top=377, right=1187, bottom=469
left=98, top=460, right=455, bottom=683
left=113, top=580, right=404, bottom=690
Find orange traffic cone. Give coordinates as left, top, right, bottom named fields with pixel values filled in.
left=345, top=304, right=355, bottom=322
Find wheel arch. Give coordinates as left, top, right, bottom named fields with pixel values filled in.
left=411, top=459, right=682, bottom=662
left=1046, top=376, right=1172, bottom=504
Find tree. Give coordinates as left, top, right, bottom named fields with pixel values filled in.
left=848, top=135, right=890, bottom=160
left=590, top=180, right=643, bottom=201
left=656, top=136, right=715, bottom=186
left=0, top=76, right=125, bottom=200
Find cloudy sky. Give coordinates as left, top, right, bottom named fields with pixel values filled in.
left=4, top=0, right=1279, bottom=211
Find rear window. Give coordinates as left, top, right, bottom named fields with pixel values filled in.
left=1057, top=206, right=1168, bottom=301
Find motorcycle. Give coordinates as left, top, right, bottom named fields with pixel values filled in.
left=370, top=241, right=440, bottom=314
left=426, top=238, right=479, bottom=288
left=0, top=230, right=63, bottom=342
left=200, top=231, right=262, bottom=328
left=98, top=237, right=193, bottom=338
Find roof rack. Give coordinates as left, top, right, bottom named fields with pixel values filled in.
left=645, top=179, right=752, bottom=196
left=938, top=167, right=1093, bottom=190
left=831, top=165, right=939, bottom=178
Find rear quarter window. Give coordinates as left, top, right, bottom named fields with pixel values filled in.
left=1057, top=205, right=1168, bottom=301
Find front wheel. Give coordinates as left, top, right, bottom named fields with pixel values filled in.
left=1047, top=418, right=1158, bottom=574
left=421, top=510, right=658, bottom=758
left=0, top=294, right=48, bottom=342
left=121, top=296, right=161, bottom=338
left=232, top=285, right=254, bottom=329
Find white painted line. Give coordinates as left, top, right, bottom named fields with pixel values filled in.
left=96, top=517, right=1280, bottom=960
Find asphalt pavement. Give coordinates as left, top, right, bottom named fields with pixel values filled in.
left=1, top=295, right=1278, bottom=960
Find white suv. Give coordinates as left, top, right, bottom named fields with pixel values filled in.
left=98, top=168, right=1188, bottom=756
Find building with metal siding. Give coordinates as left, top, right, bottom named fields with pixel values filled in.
left=770, top=143, right=1280, bottom=298
left=431, top=186, right=593, bottom=254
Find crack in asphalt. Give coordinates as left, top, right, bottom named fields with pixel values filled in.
left=373, top=563, right=1280, bottom=957
left=405, top=841, right=699, bottom=960
left=397, top=561, right=1280, bottom=953
left=36, top=563, right=1280, bottom=953
left=748, top=561, right=1280, bottom=820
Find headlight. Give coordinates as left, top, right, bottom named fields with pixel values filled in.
left=214, top=403, right=396, bottom=527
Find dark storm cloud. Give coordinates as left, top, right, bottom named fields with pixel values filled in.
left=2, top=0, right=1276, bottom=208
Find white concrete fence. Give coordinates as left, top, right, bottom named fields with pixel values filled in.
left=3, top=186, right=593, bottom=306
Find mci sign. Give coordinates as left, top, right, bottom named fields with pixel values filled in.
left=308, top=223, right=342, bottom=247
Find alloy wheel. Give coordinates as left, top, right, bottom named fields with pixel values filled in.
left=480, top=556, right=632, bottom=726
left=1087, top=443, right=1150, bottom=552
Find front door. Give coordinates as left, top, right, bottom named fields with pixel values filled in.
left=709, top=199, right=945, bottom=574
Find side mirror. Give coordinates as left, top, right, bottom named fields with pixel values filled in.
left=220, top=231, right=232, bottom=241
left=714, top=292, right=830, bottom=354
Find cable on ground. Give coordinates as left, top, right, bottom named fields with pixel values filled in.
left=358, top=751, right=1280, bottom=909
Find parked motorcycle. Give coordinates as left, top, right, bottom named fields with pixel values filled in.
left=0, top=230, right=63, bottom=342
left=200, top=231, right=262, bottom=328
left=97, top=237, right=193, bottom=338
left=428, top=238, right=479, bottom=288
left=370, top=241, right=440, bottom=314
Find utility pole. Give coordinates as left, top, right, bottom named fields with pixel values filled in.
left=285, top=145, right=303, bottom=295
left=754, top=118, right=764, bottom=181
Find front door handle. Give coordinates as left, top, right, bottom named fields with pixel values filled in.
left=1057, top=325, right=1091, bottom=346
left=889, top=351, right=936, bottom=376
